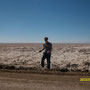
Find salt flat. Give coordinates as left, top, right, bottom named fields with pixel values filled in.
left=0, top=43, right=90, bottom=90
left=0, top=43, right=90, bottom=71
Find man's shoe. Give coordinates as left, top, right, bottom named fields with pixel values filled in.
left=41, top=68, right=45, bottom=71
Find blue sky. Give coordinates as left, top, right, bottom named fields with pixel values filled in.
left=0, top=0, right=90, bottom=43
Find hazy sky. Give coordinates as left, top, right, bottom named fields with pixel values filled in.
left=0, top=0, right=90, bottom=43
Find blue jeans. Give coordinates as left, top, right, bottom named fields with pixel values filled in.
left=41, top=52, right=51, bottom=69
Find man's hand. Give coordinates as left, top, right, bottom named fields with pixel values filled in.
left=39, top=50, right=42, bottom=53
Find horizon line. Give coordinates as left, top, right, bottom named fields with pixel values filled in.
left=0, top=42, right=90, bottom=44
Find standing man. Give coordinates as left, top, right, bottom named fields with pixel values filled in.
left=39, top=37, right=52, bottom=70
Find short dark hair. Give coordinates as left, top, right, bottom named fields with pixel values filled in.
left=44, top=37, right=48, bottom=40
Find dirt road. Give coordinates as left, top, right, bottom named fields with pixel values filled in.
left=0, top=71, right=90, bottom=90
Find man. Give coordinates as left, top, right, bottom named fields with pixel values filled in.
left=39, top=37, right=52, bottom=70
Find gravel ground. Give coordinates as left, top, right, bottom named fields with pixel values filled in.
left=0, top=71, right=90, bottom=90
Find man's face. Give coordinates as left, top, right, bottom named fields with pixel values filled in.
left=44, top=38, right=48, bottom=43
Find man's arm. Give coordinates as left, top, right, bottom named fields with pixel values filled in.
left=39, top=44, right=45, bottom=53
left=39, top=47, right=45, bottom=53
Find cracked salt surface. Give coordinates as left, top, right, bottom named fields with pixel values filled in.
left=0, top=43, right=90, bottom=71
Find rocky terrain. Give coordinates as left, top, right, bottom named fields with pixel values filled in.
left=0, top=43, right=90, bottom=72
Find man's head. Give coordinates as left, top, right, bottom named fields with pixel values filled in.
left=44, top=37, right=48, bottom=43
